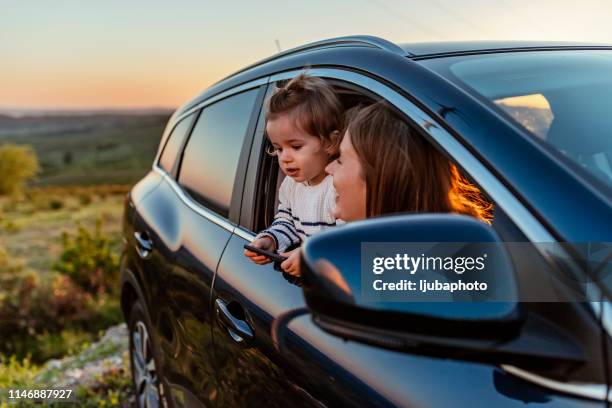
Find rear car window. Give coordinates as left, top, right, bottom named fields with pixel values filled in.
left=178, top=88, right=259, bottom=217
left=158, top=112, right=196, bottom=174
left=421, top=50, right=612, bottom=193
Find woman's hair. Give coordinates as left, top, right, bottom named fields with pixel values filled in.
left=266, top=73, right=344, bottom=156
left=346, top=102, right=493, bottom=222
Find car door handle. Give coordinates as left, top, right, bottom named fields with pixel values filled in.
left=215, top=298, right=254, bottom=344
left=134, top=231, right=153, bottom=259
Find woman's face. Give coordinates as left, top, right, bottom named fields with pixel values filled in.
left=325, top=132, right=367, bottom=221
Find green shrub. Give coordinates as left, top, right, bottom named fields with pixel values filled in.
left=49, top=198, right=64, bottom=210
left=0, top=144, right=39, bottom=196
left=0, top=268, right=90, bottom=335
left=53, top=219, right=120, bottom=295
left=0, top=355, right=40, bottom=388
left=0, top=246, right=94, bottom=361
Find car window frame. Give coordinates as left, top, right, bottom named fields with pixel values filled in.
left=157, top=110, right=198, bottom=178
left=238, top=79, right=384, bottom=234
left=238, top=83, right=274, bottom=231
left=151, top=78, right=268, bottom=233
left=173, top=83, right=267, bottom=223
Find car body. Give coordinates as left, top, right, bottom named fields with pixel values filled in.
left=120, top=36, right=612, bottom=407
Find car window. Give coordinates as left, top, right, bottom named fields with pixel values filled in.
left=158, top=112, right=196, bottom=174
left=178, top=88, right=259, bottom=217
left=421, top=50, right=612, bottom=193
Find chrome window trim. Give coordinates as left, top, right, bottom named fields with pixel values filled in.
left=603, top=301, right=612, bottom=368
left=152, top=166, right=235, bottom=234
left=501, top=365, right=610, bottom=402
left=270, top=68, right=609, bottom=400
left=154, top=77, right=269, bottom=164
left=235, top=227, right=256, bottom=242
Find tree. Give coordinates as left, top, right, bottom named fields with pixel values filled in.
left=63, top=150, right=73, bottom=165
left=0, top=144, right=40, bottom=195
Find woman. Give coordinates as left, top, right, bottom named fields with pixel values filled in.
left=325, top=102, right=492, bottom=223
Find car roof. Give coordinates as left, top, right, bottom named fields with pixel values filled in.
left=399, top=40, right=612, bottom=58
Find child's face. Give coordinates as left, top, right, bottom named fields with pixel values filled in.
left=266, top=115, right=330, bottom=184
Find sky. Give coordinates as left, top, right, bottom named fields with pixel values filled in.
left=2, top=0, right=612, bottom=110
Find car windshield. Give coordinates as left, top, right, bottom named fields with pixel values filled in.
left=421, top=50, right=612, bottom=194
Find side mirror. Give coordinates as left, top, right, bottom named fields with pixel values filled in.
left=301, top=214, right=584, bottom=369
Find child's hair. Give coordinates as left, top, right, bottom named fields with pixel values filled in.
left=346, top=102, right=493, bottom=223
left=266, top=73, right=344, bottom=156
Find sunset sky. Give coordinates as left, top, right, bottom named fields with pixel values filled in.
left=2, top=0, right=612, bottom=110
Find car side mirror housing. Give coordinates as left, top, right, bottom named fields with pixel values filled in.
left=301, top=214, right=532, bottom=361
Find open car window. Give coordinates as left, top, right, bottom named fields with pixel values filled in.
left=247, top=77, right=496, bottom=234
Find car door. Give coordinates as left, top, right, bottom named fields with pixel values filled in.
left=212, top=68, right=609, bottom=407
left=143, top=84, right=265, bottom=407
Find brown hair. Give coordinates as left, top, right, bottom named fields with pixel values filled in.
left=346, top=103, right=493, bottom=222
left=266, top=73, right=344, bottom=156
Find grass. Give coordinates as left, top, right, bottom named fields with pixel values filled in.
left=0, top=187, right=126, bottom=361
left=0, top=188, right=125, bottom=274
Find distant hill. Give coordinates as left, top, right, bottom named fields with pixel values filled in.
left=0, top=111, right=173, bottom=138
left=0, top=112, right=173, bottom=186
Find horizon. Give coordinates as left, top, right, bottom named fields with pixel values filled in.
left=0, top=106, right=176, bottom=118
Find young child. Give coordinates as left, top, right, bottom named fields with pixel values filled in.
left=243, top=73, right=344, bottom=276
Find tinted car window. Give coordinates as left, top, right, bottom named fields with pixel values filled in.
left=178, top=88, right=259, bottom=217
left=421, top=50, right=612, bottom=193
left=158, top=112, right=196, bottom=173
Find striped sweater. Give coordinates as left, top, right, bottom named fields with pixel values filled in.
left=256, top=174, right=340, bottom=252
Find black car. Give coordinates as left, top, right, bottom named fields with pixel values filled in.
left=120, top=36, right=612, bottom=407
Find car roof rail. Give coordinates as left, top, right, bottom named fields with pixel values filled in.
left=215, top=35, right=407, bottom=86
left=276, top=35, right=408, bottom=58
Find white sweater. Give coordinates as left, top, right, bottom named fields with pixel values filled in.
left=256, top=174, right=340, bottom=252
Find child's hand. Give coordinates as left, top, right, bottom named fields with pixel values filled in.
left=280, top=248, right=302, bottom=277
left=244, top=236, right=276, bottom=265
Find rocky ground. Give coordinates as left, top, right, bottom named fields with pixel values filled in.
left=34, top=323, right=135, bottom=406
